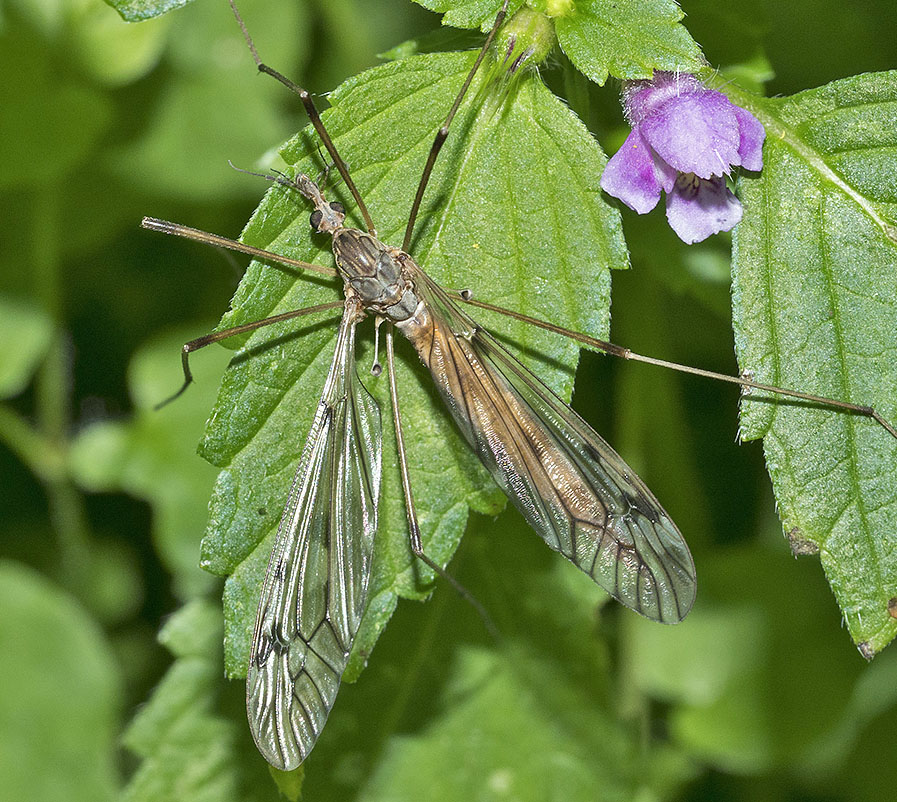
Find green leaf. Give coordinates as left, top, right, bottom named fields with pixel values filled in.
left=0, top=561, right=122, bottom=802
left=71, top=1, right=172, bottom=86
left=0, top=297, right=53, bottom=398
left=730, top=72, right=897, bottom=654
left=632, top=601, right=774, bottom=774
left=107, top=0, right=191, bottom=24
left=358, top=646, right=691, bottom=801
left=195, top=49, right=625, bottom=678
left=106, top=0, right=310, bottom=201
left=122, top=599, right=288, bottom=802
left=415, top=1, right=705, bottom=84
left=68, top=329, right=230, bottom=599
left=625, top=544, right=886, bottom=776
left=555, top=0, right=704, bottom=86
left=380, top=25, right=484, bottom=61
left=0, top=25, right=113, bottom=188
left=412, top=0, right=522, bottom=30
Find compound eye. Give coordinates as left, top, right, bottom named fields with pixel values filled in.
left=309, top=209, right=324, bottom=231
left=329, top=201, right=345, bottom=215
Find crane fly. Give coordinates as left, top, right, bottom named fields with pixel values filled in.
left=143, top=0, right=897, bottom=771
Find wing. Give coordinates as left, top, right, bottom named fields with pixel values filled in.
left=398, top=272, right=695, bottom=623
left=247, top=300, right=381, bottom=770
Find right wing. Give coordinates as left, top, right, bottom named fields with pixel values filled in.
left=247, top=300, right=381, bottom=770
left=400, top=272, right=696, bottom=623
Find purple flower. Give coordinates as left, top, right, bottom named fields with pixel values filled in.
left=600, top=72, right=765, bottom=244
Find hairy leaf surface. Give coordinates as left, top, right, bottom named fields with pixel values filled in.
left=730, top=72, right=897, bottom=654
left=414, top=0, right=704, bottom=84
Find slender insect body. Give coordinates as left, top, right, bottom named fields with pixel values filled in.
left=234, top=164, right=697, bottom=767
left=298, top=170, right=698, bottom=629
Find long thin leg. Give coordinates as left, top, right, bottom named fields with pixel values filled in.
left=385, top=327, right=499, bottom=639
left=141, top=218, right=337, bottom=279
left=402, top=0, right=511, bottom=252
left=228, top=0, right=376, bottom=235
left=157, top=301, right=343, bottom=409
left=459, top=297, right=897, bottom=439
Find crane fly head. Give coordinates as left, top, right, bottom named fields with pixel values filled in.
left=295, top=173, right=346, bottom=234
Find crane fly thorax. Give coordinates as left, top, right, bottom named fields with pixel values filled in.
left=331, top=228, right=420, bottom=322
left=297, top=172, right=419, bottom=321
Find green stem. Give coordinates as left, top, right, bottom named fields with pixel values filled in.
left=0, top=403, right=63, bottom=481
left=615, top=618, right=651, bottom=751
left=31, top=188, right=93, bottom=590
left=563, top=59, right=591, bottom=128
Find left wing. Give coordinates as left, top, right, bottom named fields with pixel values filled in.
left=246, top=300, right=382, bottom=769
left=398, top=271, right=695, bottom=623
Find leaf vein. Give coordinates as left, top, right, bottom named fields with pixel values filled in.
left=817, top=192, right=878, bottom=592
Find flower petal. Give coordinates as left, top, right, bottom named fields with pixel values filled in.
left=665, top=174, right=743, bottom=244
left=600, top=128, right=663, bottom=214
left=641, top=92, right=741, bottom=179
left=653, top=150, right=678, bottom=194
left=733, top=105, right=766, bottom=171
left=623, top=72, right=704, bottom=125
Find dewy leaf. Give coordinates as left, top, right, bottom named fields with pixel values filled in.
left=0, top=561, right=122, bottom=802
left=195, top=49, right=626, bottom=677
left=730, top=72, right=897, bottom=655
left=555, top=0, right=704, bottom=86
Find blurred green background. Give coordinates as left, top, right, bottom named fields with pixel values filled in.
left=1, top=0, right=896, bottom=800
